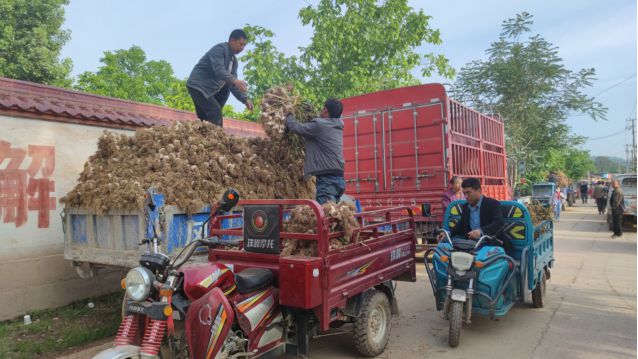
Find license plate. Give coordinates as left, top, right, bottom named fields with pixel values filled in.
left=451, top=289, right=467, bottom=302
left=127, top=303, right=147, bottom=314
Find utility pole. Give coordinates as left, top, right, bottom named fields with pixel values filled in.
left=626, top=118, right=636, bottom=173
left=632, top=117, right=636, bottom=172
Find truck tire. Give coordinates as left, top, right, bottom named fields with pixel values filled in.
left=353, top=291, right=391, bottom=357
left=448, top=300, right=463, bottom=348
left=532, top=270, right=547, bottom=308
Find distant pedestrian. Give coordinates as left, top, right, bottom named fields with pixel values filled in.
left=442, top=176, right=465, bottom=210
left=553, top=189, right=565, bottom=221
left=609, top=179, right=625, bottom=239
left=579, top=182, right=589, bottom=204
left=593, top=182, right=607, bottom=214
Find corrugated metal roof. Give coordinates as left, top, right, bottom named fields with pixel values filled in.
left=0, top=77, right=266, bottom=137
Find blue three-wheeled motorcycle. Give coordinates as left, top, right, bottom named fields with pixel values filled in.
left=425, top=200, right=554, bottom=347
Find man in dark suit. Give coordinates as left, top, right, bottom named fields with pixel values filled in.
left=439, top=177, right=504, bottom=241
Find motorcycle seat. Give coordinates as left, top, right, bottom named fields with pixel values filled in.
left=235, top=268, right=274, bottom=294
left=451, top=238, right=476, bottom=251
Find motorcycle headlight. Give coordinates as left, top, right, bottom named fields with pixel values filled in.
left=125, top=267, right=154, bottom=302
left=450, top=252, right=474, bottom=271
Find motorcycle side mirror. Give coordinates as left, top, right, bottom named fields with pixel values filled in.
left=219, top=188, right=240, bottom=213
left=199, top=189, right=240, bottom=241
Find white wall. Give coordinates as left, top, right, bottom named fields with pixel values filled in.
left=0, top=115, right=131, bottom=320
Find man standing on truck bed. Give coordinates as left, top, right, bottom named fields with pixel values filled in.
left=285, top=98, right=345, bottom=204
left=186, top=29, right=254, bottom=127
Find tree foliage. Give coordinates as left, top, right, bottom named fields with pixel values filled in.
left=455, top=12, right=607, bottom=184
left=0, top=0, right=73, bottom=87
left=75, top=46, right=179, bottom=105
left=592, top=156, right=627, bottom=174
left=242, top=0, right=453, bottom=105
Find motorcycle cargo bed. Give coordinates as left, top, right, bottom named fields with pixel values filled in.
left=207, top=199, right=417, bottom=331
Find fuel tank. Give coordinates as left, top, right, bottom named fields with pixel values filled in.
left=180, top=262, right=236, bottom=301
left=185, top=287, right=235, bottom=359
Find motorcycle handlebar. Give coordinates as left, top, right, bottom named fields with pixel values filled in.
left=475, top=234, right=503, bottom=248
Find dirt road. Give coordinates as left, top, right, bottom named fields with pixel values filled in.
left=60, top=202, right=636, bottom=359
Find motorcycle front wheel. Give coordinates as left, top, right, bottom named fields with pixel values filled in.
left=448, top=300, right=463, bottom=348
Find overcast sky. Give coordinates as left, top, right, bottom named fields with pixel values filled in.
left=60, top=0, right=637, bottom=159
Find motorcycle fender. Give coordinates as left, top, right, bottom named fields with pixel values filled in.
left=185, top=287, right=235, bottom=359
left=91, top=345, right=140, bottom=359
left=451, top=289, right=467, bottom=302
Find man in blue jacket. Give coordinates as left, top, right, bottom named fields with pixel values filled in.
left=187, top=29, right=254, bottom=126
left=285, top=98, right=345, bottom=204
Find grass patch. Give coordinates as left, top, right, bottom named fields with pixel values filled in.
left=0, top=292, right=122, bottom=359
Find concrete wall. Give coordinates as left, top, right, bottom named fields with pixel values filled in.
left=0, top=115, right=130, bottom=320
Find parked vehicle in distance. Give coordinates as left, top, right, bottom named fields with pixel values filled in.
left=531, top=182, right=556, bottom=209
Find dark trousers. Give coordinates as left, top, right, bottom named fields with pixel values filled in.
left=612, top=211, right=623, bottom=236
left=187, top=86, right=230, bottom=127
left=596, top=198, right=607, bottom=213
left=315, top=175, right=346, bottom=204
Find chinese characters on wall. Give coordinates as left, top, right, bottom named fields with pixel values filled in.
left=0, top=140, right=56, bottom=228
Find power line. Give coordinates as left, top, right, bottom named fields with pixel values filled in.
left=593, top=74, right=637, bottom=97
left=586, top=128, right=628, bottom=141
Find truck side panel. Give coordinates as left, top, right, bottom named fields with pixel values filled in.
left=342, top=84, right=509, bottom=225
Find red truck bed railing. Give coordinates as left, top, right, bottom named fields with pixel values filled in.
left=341, top=84, right=509, bottom=231
left=207, top=199, right=416, bottom=331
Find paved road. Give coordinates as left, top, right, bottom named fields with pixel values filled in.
left=61, top=202, right=636, bottom=359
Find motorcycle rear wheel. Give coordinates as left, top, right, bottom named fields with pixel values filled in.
left=532, top=270, right=547, bottom=308
left=353, top=290, right=391, bottom=357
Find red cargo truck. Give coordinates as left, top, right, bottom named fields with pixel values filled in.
left=341, top=83, right=509, bottom=239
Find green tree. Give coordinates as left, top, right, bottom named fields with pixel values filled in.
left=242, top=0, right=453, bottom=105
left=592, top=156, right=627, bottom=173
left=242, top=26, right=305, bottom=102
left=455, top=12, right=606, bottom=185
left=164, top=78, right=194, bottom=111
left=0, top=0, right=73, bottom=87
left=563, top=148, right=595, bottom=180
left=75, top=46, right=177, bottom=105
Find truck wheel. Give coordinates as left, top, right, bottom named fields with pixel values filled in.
left=448, top=300, right=463, bottom=348
left=532, top=270, right=547, bottom=308
left=353, top=291, right=391, bottom=357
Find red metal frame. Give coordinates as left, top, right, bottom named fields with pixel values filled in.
left=207, top=199, right=416, bottom=331
left=341, top=84, right=509, bottom=224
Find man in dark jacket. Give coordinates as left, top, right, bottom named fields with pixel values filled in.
left=440, top=177, right=505, bottom=242
left=187, top=29, right=254, bottom=127
left=610, top=179, right=625, bottom=239
left=285, top=98, right=345, bottom=204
